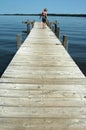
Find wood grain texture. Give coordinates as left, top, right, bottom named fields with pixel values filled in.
left=0, top=22, right=86, bottom=130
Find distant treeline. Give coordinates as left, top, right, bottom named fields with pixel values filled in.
left=0, top=13, right=86, bottom=17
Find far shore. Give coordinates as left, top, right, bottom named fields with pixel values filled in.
left=0, top=13, right=86, bottom=17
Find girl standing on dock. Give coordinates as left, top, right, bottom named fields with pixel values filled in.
left=40, top=8, right=48, bottom=28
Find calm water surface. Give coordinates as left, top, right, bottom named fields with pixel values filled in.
left=0, top=16, right=86, bottom=76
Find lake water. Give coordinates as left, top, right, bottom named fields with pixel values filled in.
left=0, top=16, right=86, bottom=77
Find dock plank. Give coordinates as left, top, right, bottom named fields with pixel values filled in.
left=0, top=118, right=86, bottom=130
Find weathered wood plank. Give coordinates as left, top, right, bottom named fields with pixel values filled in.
left=0, top=97, right=86, bottom=107
left=0, top=77, right=86, bottom=85
left=0, top=118, right=86, bottom=130
left=0, top=83, right=86, bottom=91
left=2, top=71, right=84, bottom=78
left=0, top=106, right=86, bottom=118
left=0, top=89, right=81, bottom=98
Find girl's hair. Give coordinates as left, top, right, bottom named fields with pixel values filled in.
left=44, top=8, right=47, bottom=11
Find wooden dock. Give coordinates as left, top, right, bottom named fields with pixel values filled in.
left=0, top=22, right=86, bottom=130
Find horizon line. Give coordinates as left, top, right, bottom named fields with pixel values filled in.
left=0, top=13, right=86, bottom=17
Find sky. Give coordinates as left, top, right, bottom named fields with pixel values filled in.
left=0, top=0, right=86, bottom=14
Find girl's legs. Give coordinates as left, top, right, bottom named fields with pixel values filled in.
left=43, top=22, right=46, bottom=28
left=42, top=18, right=46, bottom=28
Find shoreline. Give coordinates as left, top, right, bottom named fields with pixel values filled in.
left=0, top=13, right=86, bottom=17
